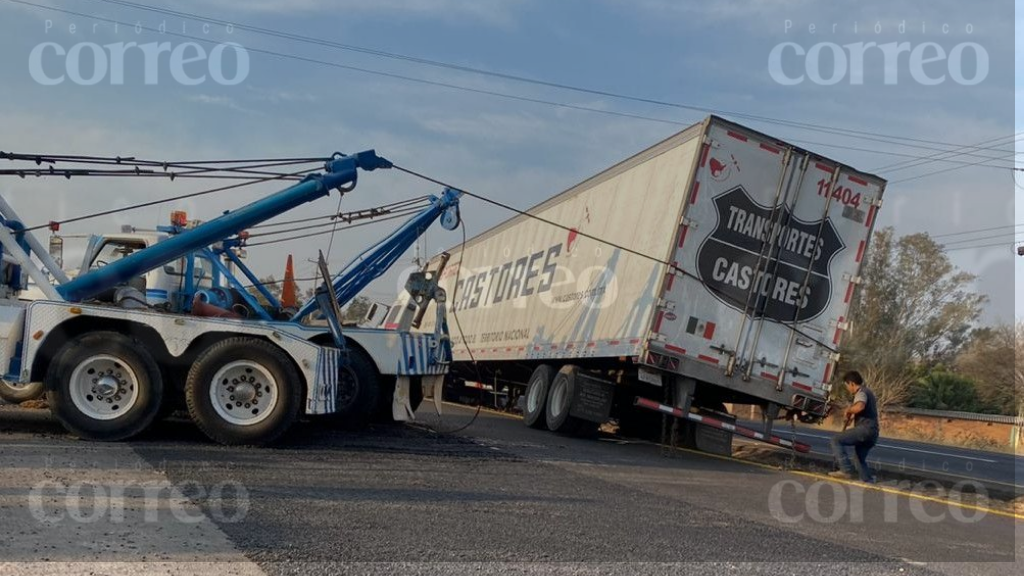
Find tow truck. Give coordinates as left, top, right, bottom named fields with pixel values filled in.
left=0, top=150, right=461, bottom=445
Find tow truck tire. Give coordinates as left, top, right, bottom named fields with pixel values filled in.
left=185, top=338, right=302, bottom=446
left=46, top=332, right=163, bottom=441
left=0, top=380, right=45, bottom=404
left=523, top=364, right=554, bottom=429
left=331, top=346, right=380, bottom=428
left=545, top=365, right=588, bottom=434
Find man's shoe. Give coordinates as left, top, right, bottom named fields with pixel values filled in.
left=828, top=470, right=854, bottom=480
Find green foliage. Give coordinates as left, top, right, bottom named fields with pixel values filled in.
left=844, top=228, right=985, bottom=371
left=956, top=325, right=1017, bottom=415
left=909, top=369, right=983, bottom=412
left=839, top=228, right=986, bottom=409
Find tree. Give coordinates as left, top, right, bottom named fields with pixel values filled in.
left=1015, top=322, right=1024, bottom=424
left=909, top=369, right=983, bottom=412
left=956, top=325, right=1016, bottom=415
left=246, top=275, right=282, bottom=308
left=840, top=228, right=986, bottom=402
left=343, top=296, right=372, bottom=324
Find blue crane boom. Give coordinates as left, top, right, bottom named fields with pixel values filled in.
left=292, top=188, right=461, bottom=322
left=56, top=150, right=392, bottom=302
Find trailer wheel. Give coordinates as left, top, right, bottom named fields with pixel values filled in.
left=545, top=365, right=589, bottom=434
left=523, top=364, right=554, bottom=429
left=46, top=332, right=163, bottom=441
left=185, top=338, right=302, bottom=445
left=0, top=380, right=44, bottom=404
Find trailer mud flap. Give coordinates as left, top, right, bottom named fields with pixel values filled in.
left=569, top=373, right=615, bottom=423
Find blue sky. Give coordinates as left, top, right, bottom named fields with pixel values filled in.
left=0, top=0, right=1015, bottom=322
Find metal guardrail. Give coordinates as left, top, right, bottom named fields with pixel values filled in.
left=886, top=406, right=1024, bottom=427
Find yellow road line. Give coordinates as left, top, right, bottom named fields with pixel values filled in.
left=436, top=400, right=1024, bottom=521
left=788, top=469, right=1024, bottom=521
left=796, top=447, right=1024, bottom=492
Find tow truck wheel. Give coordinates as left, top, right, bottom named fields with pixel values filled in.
left=185, top=337, right=302, bottom=445
left=0, top=380, right=44, bottom=404
left=523, top=364, right=554, bottom=429
left=46, top=332, right=163, bottom=441
left=332, top=346, right=380, bottom=428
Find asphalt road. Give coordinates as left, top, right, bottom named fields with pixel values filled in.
left=0, top=404, right=1020, bottom=576
left=746, top=422, right=1023, bottom=493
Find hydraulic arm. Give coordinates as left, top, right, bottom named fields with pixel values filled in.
left=56, top=151, right=392, bottom=302
left=292, top=187, right=461, bottom=322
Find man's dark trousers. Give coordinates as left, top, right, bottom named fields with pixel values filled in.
left=830, top=425, right=877, bottom=482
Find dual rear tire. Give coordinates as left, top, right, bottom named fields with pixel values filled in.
left=45, top=333, right=303, bottom=445
left=523, top=364, right=598, bottom=436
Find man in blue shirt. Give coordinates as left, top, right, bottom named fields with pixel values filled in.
left=829, top=370, right=879, bottom=483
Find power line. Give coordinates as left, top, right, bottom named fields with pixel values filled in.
left=81, top=0, right=1024, bottom=161
left=942, top=240, right=1024, bottom=253
left=249, top=196, right=433, bottom=230
left=889, top=148, right=1020, bottom=184
left=930, top=223, right=1024, bottom=240
left=21, top=166, right=320, bottom=232
left=14, top=0, right=1021, bottom=162
left=245, top=210, right=417, bottom=247
left=246, top=206, right=428, bottom=240
left=939, top=232, right=1024, bottom=247
left=872, top=133, right=1021, bottom=174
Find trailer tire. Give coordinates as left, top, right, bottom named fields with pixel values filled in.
left=545, top=365, right=589, bottom=434
left=46, top=332, right=163, bottom=441
left=185, top=338, right=302, bottom=445
left=523, top=364, right=554, bottom=429
left=0, top=380, right=45, bottom=404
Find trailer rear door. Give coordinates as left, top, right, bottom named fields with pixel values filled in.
left=656, top=118, right=884, bottom=400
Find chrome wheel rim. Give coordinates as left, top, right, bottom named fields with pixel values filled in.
left=69, top=355, right=141, bottom=421
left=210, top=361, right=279, bottom=426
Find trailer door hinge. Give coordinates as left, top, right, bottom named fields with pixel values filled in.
left=657, top=298, right=676, bottom=311
left=841, top=273, right=862, bottom=285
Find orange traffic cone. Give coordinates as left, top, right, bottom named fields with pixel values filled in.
left=281, top=254, right=297, bottom=308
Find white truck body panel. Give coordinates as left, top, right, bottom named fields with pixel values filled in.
left=415, top=116, right=885, bottom=413
left=0, top=300, right=448, bottom=416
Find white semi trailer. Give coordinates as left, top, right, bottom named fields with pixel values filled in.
left=397, top=116, right=886, bottom=451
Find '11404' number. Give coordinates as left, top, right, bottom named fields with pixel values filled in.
left=817, top=179, right=861, bottom=209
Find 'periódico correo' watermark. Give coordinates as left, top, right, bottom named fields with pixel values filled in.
left=29, top=41, right=250, bottom=86
left=768, top=19, right=988, bottom=86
